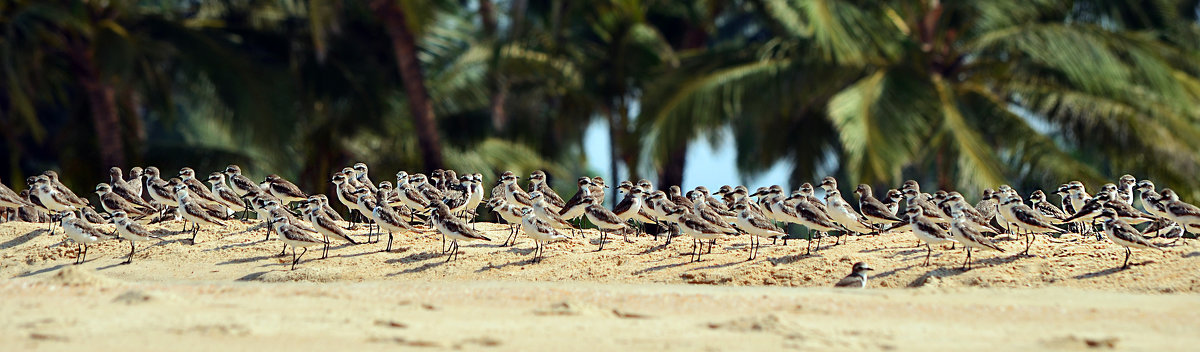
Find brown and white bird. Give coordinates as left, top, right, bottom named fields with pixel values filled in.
left=222, top=165, right=260, bottom=198
left=1098, top=209, right=1163, bottom=269
left=270, top=215, right=327, bottom=270
left=111, top=211, right=160, bottom=264
left=1029, top=190, right=1068, bottom=222
left=261, top=174, right=308, bottom=205
left=0, top=177, right=35, bottom=211
left=60, top=211, right=116, bottom=265
left=206, top=172, right=249, bottom=215
left=853, top=184, right=902, bottom=226
left=430, top=201, right=491, bottom=262
left=373, top=203, right=416, bottom=253
left=993, top=191, right=1064, bottom=255
left=556, top=177, right=593, bottom=227
left=903, top=206, right=956, bottom=266
left=174, top=183, right=228, bottom=245
left=583, top=195, right=630, bottom=251
left=1158, top=189, right=1200, bottom=230
left=487, top=198, right=526, bottom=246
left=833, top=262, right=874, bottom=288
left=528, top=170, right=565, bottom=212
left=733, top=202, right=785, bottom=260
left=519, top=207, right=569, bottom=262
left=126, top=167, right=145, bottom=199
left=42, top=171, right=88, bottom=206
left=179, top=167, right=222, bottom=206
left=301, top=197, right=358, bottom=258
left=95, top=183, right=154, bottom=219
left=663, top=205, right=738, bottom=262
left=948, top=202, right=1004, bottom=269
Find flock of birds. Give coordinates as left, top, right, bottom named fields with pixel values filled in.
left=0, top=163, right=1195, bottom=282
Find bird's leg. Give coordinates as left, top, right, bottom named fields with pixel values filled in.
left=962, top=247, right=971, bottom=270
left=596, top=230, right=606, bottom=252
left=264, top=219, right=273, bottom=242
left=1122, top=247, right=1131, bottom=269
left=385, top=231, right=394, bottom=252
left=708, top=239, right=716, bottom=254
left=126, top=241, right=135, bottom=264
left=279, top=244, right=287, bottom=256
left=924, top=243, right=932, bottom=266
left=289, top=247, right=298, bottom=270
left=190, top=224, right=199, bottom=244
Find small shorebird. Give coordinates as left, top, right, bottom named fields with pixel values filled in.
left=302, top=197, right=358, bottom=258
left=948, top=203, right=1005, bottom=269
left=853, top=184, right=902, bottom=227
left=583, top=195, right=630, bottom=251
left=430, top=201, right=491, bottom=262
left=784, top=191, right=845, bottom=254
left=33, top=176, right=82, bottom=215
left=903, top=206, right=956, bottom=266
left=1117, top=175, right=1137, bottom=206
left=733, top=202, right=785, bottom=260
left=261, top=174, right=308, bottom=205
left=519, top=207, right=569, bottom=262
left=223, top=165, right=260, bottom=197
left=95, top=183, right=154, bottom=219
left=530, top=191, right=577, bottom=234
left=352, top=162, right=378, bottom=194
left=528, top=170, right=565, bottom=212
left=556, top=177, right=592, bottom=228
left=270, top=215, right=327, bottom=270
left=0, top=177, right=35, bottom=211
left=612, top=186, right=645, bottom=225
left=663, top=205, right=737, bottom=262
left=43, top=171, right=89, bottom=206
left=373, top=203, right=416, bottom=252
left=833, top=262, right=874, bottom=288
left=206, top=172, right=249, bottom=218
left=173, top=183, right=228, bottom=244
left=127, top=167, right=145, bottom=199
left=333, top=173, right=366, bottom=224
left=589, top=177, right=608, bottom=205
left=179, top=167, right=223, bottom=206
left=60, top=211, right=115, bottom=265
left=1098, top=209, right=1163, bottom=269
left=111, top=211, right=160, bottom=264
left=1158, top=189, right=1200, bottom=230
left=993, top=192, right=1064, bottom=255
left=352, top=189, right=381, bottom=242
left=883, top=189, right=903, bottom=217
left=108, top=167, right=155, bottom=209
left=822, top=187, right=876, bottom=237
left=486, top=198, right=525, bottom=246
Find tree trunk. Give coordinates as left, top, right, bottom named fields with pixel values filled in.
left=478, top=0, right=498, bottom=35
left=658, top=141, right=687, bottom=188
left=67, top=38, right=125, bottom=168
left=373, top=0, right=446, bottom=171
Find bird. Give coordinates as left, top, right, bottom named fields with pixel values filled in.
left=333, top=173, right=367, bottom=224
left=111, top=211, right=160, bottom=264
left=1098, top=209, right=1163, bottom=269
left=900, top=183, right=949, bottom=224
left=583, top=196, right=630, bottom=251
left=833, top=262, right=874, bottom=288
left=528, top=170, right=565, bottom=212
left=556, top=177, right=593, bottom=226
left=60, top=211, right=116, bottom=265
left=1028, top=190, right=1069, bottom=222
left=821, top=184, right=876, bottom=237
left=882, top=189, right=904, bottom=217
left=0, top=177, right=35, bottom=211
left=143, top=167, right=180, bottom=209
left=205, top=172, right=249, bottom=217
left=1158, top=189, right=1200, bottom=231
left=352, top=162, right=378, bottom=194
left=270, top=215, right=327, bottom=270
left=261, top=174, right=308, bottom=205
left=486, top=198, right=525, bottom=246
left=107, top=167, right=155, bottom=210
left=94, top=183, right=154, bottom=219
left=519, top=207, right=569, bottom=262
left=429, top=201, right=491, bottom=262
left=611, top=186, right=645, bottom=225
left=732, top=202, right=785, bottom=260
left=222, top=165, right=260, bottom=197
left=373, top=203, right=416, bottom=253
left=179, top=167, right=223, bottom=206
left=784, top=190, right=845, bottom=254
left=853, top=184, right=902, bottom=226
left=903, top=206, right=956, bottom=266
left=948, top=202, right=1005, bottom=269
left=352, top=189, right=381, bottom=242
left=1116, top=175, right=1137, bottom=206
left=302, top=197, right=358, bottom=258
left=33, top=176, right=81, bottom=213
left=173, top=183, right=228, bottom=245
left=663, top=205, right=737, bottom=262
left=530, top=191, right=577, bottom=234
left=126, top=167, right=145, bottom=199
left=42, top=171, right=89, bottom=206
left=993, top=191, right=1064, bottom=255
left=589, top=177, right=608, bottom=205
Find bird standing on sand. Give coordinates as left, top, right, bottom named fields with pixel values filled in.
left=834, top=262, right=874, bottom=288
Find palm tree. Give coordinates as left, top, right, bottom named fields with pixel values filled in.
left=643, top=0, right=1200, bottom=198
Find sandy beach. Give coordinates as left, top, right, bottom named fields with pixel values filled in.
left=1, top=219, right=1198, bottom=350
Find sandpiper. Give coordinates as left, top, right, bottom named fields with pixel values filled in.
left=302, top=197, right=358, bottom=258
left=270, top=215, right=327, bottom=270
left=223, top=165, right=260, bottom=197
left=173, top=183, right=228, bottom=244
left=519, top=206, right=569, bottom=262
left=528, top=170, right=565, bottom=212
left=833, top=262, right=874, bottom=288
left=60, top=211, right=115, bottom=265
left=584, top=195, right=630, bottom=251
left=854, top=184, right=902, bottom=226
left=993, top=191, right=1064, bottom=255
left=556, top=177, right=592, bottom=226
left=206, top=172, right=249, bottom=217
left=1098, top=209, right=1163, bottom=269
left=261, top=174, right=308, bottom=205
left=663, top=205, right=737, bottom=262
left=486, top=198, right=525, bottom=246
left=1117, top=175, right=1137, bottom=206
left=733, top=202, right=784, bottom=260
left=903, top=207, right=956, bottom=266
left=948, top=202, right=1004, bottom=269
left=179, top=167, right=223, bottom=206
left=430, top=201, right=491, bottom=262
left=373, top=203, right=416, bottom=252
left=1029, top=190, right=1069, bottom=222
left=95, top=183, right=153, bottom=219
left=43, top=171, right=89, bottom=206
left=111, top=211, right=159, bottom=264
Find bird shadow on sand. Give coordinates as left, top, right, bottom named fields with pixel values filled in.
left=906, top=267, right=970, bottom=287
left=868, top=264, right=917, bottom=280
left=96, top=261, right=134, bottom=271
left=766, top=252, right=821, bottom=265
left=217, top=253, right=281, bottom=266
left=0, top=228, right=48, bottom=249
left=1181, top=251, right=1200, bottom=258
left=13, top=264, right=68, bottom=278
left=1072, top=261, right=1152, bottom=279
left=384, top=251, right=444, bottom=265
left=631, top=260, right=693, bottom=275
left=692, top=259, right=749, bottom=271
left=389, top=261, right=446, bottom=276
left=477, top=257, right=543, bottom=272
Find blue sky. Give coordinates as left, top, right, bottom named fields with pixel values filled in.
left=581, top=120, right=791, bottom=191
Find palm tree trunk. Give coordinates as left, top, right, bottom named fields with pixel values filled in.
left=67, top=38, right=125, bottom=168
left=373, top=0, right=446, bottom=171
